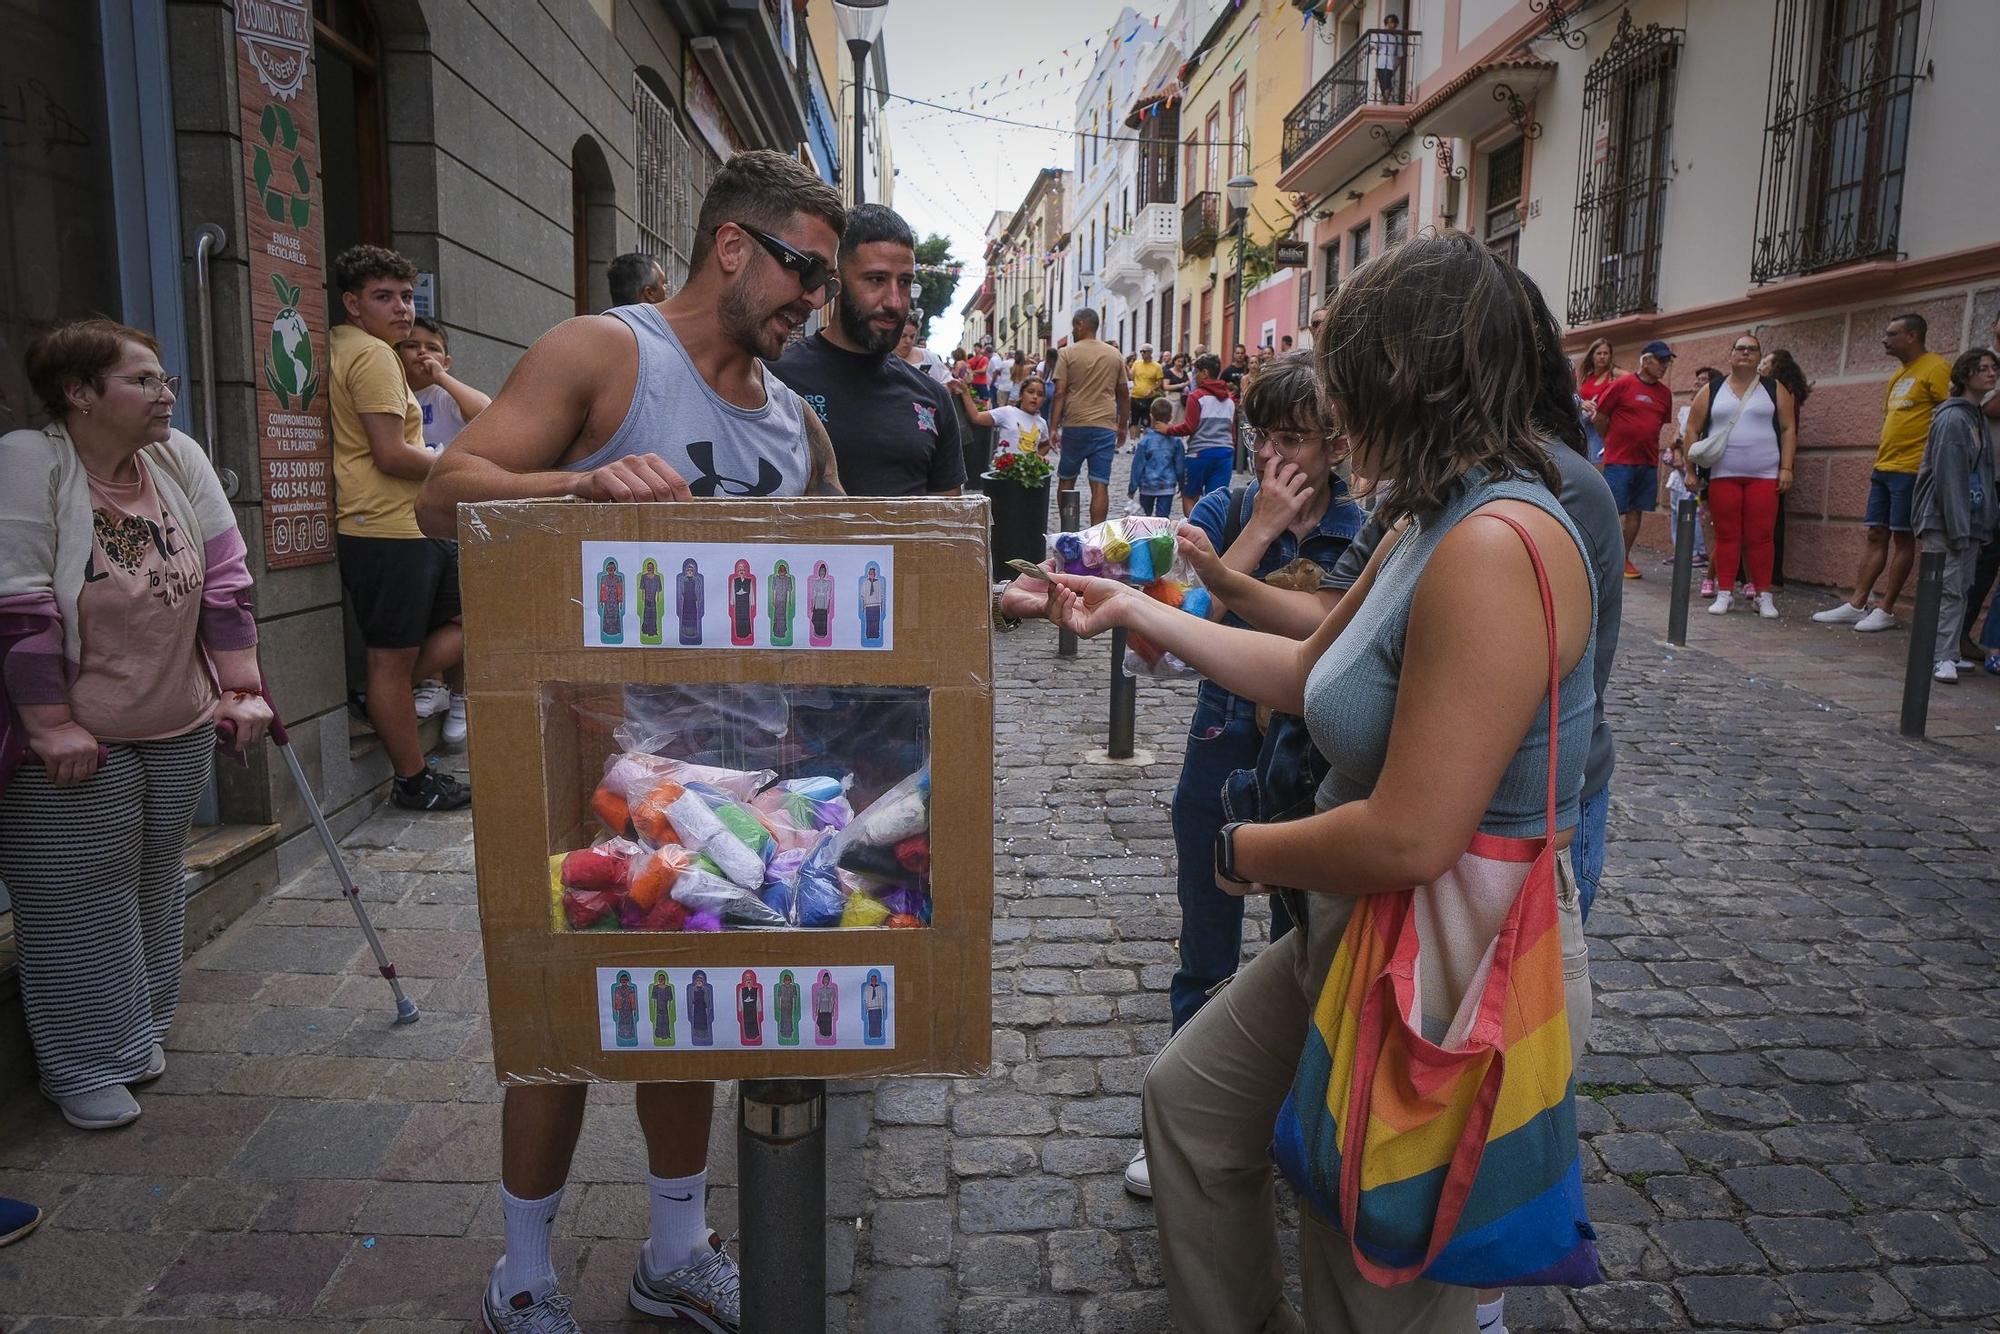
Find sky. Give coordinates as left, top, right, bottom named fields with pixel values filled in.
left=876, top=0, right=1177, bottom=355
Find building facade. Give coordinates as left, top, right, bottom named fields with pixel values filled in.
left=990, top=169, right=1068, bottom=357
left=1106, top=0, right=1197, bottom=358
left=1279, top=0, right=2000, bottom=584
left=1060, top=7, right=1168, bottom=353
left=804, top=0, right=893, bottom=209
left=1172, top=0, right=1313, bottom=360
left=0, top=0, right=850, bottom=977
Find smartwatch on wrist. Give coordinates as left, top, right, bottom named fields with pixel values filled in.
left=1214, top=820, right=1252, bottom=886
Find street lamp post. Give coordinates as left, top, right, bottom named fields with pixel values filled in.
left=1226, top=171, right=1256, bottom=355
left=835, top=0, right=888, bottom=207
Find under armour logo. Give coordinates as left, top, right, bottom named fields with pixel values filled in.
left=684, top=440, right=781, bottom=497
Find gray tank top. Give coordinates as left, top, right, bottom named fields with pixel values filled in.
left=1303, top=472, right=1597, bottom=838
left=568, top=303, right=811, bottom=497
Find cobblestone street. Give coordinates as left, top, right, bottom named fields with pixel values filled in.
left=3, top=528, right=1999, bottom=1331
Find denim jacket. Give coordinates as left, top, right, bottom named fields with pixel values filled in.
left=1188, top=477, right=1366, bottom=635
left=1129, top=429, right=1185, bottom=494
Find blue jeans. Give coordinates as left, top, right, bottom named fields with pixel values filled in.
left=1864, top=468, right=1916, bottom=533
left=1170, top=686, right=1284, bottom=1032
left=1183, top=450, right=1232, bottom=505
left=1573, top=784, right=1609, bottom=921
left=1601, top=463, right=1658, bottom=515
left=1058, top=426, right=1117, bottom=485
left=1135, top=492, right=1174, bottom=517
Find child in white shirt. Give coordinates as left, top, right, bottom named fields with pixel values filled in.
left=954, top=376, right=1048, bottom=469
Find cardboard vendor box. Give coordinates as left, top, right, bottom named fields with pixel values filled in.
left=459, top=498, right=993, bottom=1084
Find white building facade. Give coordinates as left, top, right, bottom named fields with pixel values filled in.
left=1057, top=6, right=1169, bottom=351
left=1276, top=0, right=2000, bottom=585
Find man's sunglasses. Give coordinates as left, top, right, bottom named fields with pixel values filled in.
left=730, top=224, right=840, bottom=306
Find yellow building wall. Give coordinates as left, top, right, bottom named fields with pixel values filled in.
left=1172, top=0, right=1311, bottom=353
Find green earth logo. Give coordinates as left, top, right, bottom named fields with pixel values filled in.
left=254, top=103, right=312, bottom=229
left=264, top=274, right=319, bottom=410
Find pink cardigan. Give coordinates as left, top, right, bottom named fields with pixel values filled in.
left=0, top=425, right=254, bottom=788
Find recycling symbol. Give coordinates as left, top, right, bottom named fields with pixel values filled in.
left=253, top=103, right=313, bottom=230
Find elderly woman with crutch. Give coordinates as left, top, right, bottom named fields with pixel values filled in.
left=0, top=318, right=271, bottom=1130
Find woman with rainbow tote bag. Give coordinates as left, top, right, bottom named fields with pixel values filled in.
left=1269, top=519, right=1602, bottom=1290
left=1026, top=233, right=1602, bottom=1330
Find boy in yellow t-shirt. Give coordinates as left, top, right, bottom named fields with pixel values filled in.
left=328, top=244, right=470, bottom=811
left=1813, top=312, right=1953, bottom=633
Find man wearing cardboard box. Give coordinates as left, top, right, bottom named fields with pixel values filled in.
left=418, top=149, right=845, bottom=1334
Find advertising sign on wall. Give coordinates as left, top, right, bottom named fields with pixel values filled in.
left=237, top=0, right=335, bottom=568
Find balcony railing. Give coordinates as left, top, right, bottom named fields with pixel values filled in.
left=1182, top=192, right=1220, bottom=257
left=1282, top=29, right=1421, bottom=169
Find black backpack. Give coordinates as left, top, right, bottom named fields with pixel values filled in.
left=1214, top=482, right=1333, bottom=920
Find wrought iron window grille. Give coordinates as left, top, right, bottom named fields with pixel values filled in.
left=1565, top=12, right=1683, bottom=327
left=1750, top=0, right=1922, bottom=284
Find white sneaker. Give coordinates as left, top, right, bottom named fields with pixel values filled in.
left=130, top=1042, right=167, bottom=1086
left=443, top=693, right=468, bottom=746
left=1707, top=591, right=1733, bottom=615
left=1854, top=607, right=1899, bottom=632
left=630, top=1234, right=739, bottom=1333
left=1757, top=593, right=1779, bottom=619
left=49, top=1084, right=141, bottom=1130
left=1934, top=659, right=1960, bottom=684
left=482, top=1261, right=579, bottom=1333
left=412, top=681, right=451, bottom=718
left=1124, top=1144, right=1153, bottom=1198
left=1812, top=602, right=1867, bottom=624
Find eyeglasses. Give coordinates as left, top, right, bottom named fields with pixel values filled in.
left=730, top=224, right=840, bottom=306
left=1259, top=428, right=1335, bottom=451
left=109, top=374, right=181, bottom=401
left=1731, top=344, right=1761, bottom=353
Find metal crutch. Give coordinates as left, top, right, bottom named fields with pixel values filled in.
left=225, top=686, right=420, bottom=1024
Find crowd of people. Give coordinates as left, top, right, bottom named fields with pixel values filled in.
left=1574, top=309, right=2000, bottom=682
left=4, top=131, right=1996, bottom=1330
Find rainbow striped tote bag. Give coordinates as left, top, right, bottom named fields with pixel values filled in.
left=1270, top=513, right=1601, bottom=1290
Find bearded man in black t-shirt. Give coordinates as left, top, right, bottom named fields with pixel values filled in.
left=771, top=205, right=966, bottom=497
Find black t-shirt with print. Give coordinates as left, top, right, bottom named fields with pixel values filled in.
left=772, top=333, right=967, bottom=497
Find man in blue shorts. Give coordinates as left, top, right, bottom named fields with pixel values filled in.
left=1048, top=308, right=1129, bottom=524
left=1593, top=339, right=1677, bottom=579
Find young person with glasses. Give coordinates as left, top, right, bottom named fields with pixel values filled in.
left=1118, top=351, right=1364, bottom=1199
left=419, top=149, right=846, bottom=1334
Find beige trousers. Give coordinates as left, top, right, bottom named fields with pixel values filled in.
left=1144, top=851, right=1594, bottom=1333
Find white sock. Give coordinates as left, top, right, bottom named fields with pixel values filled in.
left=647, top=1169, right=711, bottom=1272
left=1475, top=1295, right=1507, bottom=1334
left=495, top=1184, right=563, bottom=1302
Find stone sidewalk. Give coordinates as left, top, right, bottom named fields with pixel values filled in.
left=2, top=510, right=1998, bottom=1330
left=1620, top=563, right=2000, bottom=753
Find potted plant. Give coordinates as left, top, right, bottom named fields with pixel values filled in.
left=981, top=448, right=1052, bottom=582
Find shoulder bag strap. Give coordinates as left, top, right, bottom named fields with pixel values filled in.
left=1223, top=483, right=1248, bottom=550
left=1478, top=512, right=1562, bottom=845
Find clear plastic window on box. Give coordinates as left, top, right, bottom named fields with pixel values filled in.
left=543, top=684, right=932, bottom=934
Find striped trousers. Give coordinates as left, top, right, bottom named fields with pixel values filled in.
left=0, top=727, right=213, bottom=1098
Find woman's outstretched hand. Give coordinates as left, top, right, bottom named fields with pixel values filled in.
left=1046, top=572, right=1137, bottom=638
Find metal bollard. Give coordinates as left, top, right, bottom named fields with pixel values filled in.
left=1667, top=496, right=1697, bottom=647
left=1057, top=489, right=1080, bottom=659
left=1900, top=548, right=1946, bottom=739
left=738, top=1079, right=826, bottom=1333
left=1108, top=627, right=1136, bottom=759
